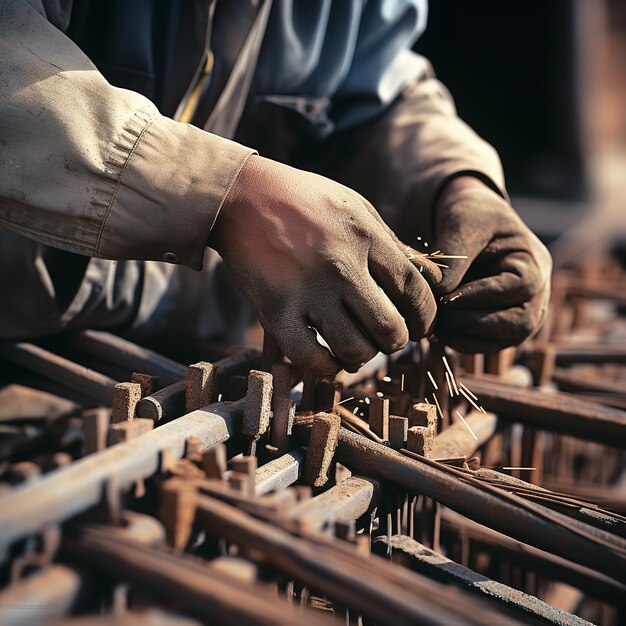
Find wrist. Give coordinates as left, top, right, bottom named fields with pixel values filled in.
left=437, top=175, right=496, bottom=209
left=428, top=174, right=509, bottom=239
left=209, top=153, right=263, bottom=250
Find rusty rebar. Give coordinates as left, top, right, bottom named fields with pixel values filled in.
left=463, top=375, right=626, bottom=446
left=325, top=426, right=626, bottom=580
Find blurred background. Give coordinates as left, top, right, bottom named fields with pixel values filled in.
left=415, top=0, right=626, bottom=267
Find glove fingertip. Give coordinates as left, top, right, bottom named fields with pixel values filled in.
left=434, top=277, right=460, bottom=298
left=420, top=263, right=443, bottom=287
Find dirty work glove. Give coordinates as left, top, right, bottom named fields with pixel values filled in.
left=431, top=179, right=552, bottom=353
left=210, top=155, right=440, bottom=374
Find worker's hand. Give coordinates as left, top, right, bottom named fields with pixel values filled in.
left=211, top=155, right=440, bottom=374
left=431, top=177, right=552, bottom=353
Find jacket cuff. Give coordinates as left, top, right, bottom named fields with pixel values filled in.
left=315, top=76, right=506, bottom=242
left=96, top=114, right=256, bottom=270
left=394, top=81, right=507, bottom=220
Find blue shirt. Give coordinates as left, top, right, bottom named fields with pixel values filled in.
left=251, top=0, right=429, bottom=133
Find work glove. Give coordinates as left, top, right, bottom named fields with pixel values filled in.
left=211, top=155, right=441, bottom=374
left=431, top=181, right=552, bottom=353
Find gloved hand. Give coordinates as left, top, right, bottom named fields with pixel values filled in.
left=211, top=155, right=441, bottom=374
left=431, top=177, right=552, bottom=353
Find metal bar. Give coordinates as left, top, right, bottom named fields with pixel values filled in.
left=195, top=494, right=528, bottom=626
left=0, top=342, right=117, bottom=404
left=136, top=380, right=186, bottom=421
left=257, top=409, right=494, bottom=500
left=329, top=427, right=626, bottom=580
left=551, top=343, right=626, bottom=366
left=559, top=392, right=626, bottom=411
left=66, top=523, right=328, bottom=626
left=431, top=411, right=497, bottom=460
left=408, top=454, right=626, bottom=555
left=136, top=349, right=261, bottom=422
left=541, top=479, right=626, bottom=514
left=377, top=534, right=592, bottom=626
left=553, top=367, right=626, bottom=396
left=462, top=375, right=626, bottom=446
left=289, top=476, right=379, bottom=532
left=513, top=491, right=626, bottom=539
left=440, top=509, right=626, bottom=605
left=0, top=401, right=244, bottom=556
left=254, top=447, right=307, bottom=495
left=467, top=468, right=626, bottom=536
left=0, top=565, right=89, bottom=626
left=303, top=413, right=340, bottom=487
left=0, top=511, right=164, bottom=626
left=71, top=330, right=188, bottom=385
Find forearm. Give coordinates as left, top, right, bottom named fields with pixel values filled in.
left=316, top=67, right=506, bottom=241
left=0, top=0, right=254, bottom=271
left=437, top=175, right=501, bottom=209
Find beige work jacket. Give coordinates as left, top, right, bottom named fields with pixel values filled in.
left=0, top=0, right=505, bottom=341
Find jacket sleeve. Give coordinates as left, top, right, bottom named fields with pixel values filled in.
left=316, top=2, right=507, bottom=240
left=0, top=0, right=255, bottom=270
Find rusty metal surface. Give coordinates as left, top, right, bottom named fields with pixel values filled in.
left=254, top=446, right=306, bottom=495
left=136, top=350, right=261, bottom=422
left=303, top=413, right=341, bottom=488
left=431, top=410, right=497, bottom=460
left=0, top=400, right=244, bottom=554
left=0, top=342, right=117, bottom=404
left=377, top=534, right=592, bottom=626
left=0, top=565, right=88, bottom=626
left=289, top=476, right=379, bottom=531
left=465, top=468, right=626, bottom=538
left=71, top=330, right=188, bottom=386
left=195, top=494, right=529, bottom=626
left=136, top=380, right=186, bottom=421
left=1, top=264, right=625, bottom=625
left=185, top=362, right=216, bottom=413
left=66, top=523, right=329, bottom=626
left=551, top=343, right=626, bottom=365
left=441, top=508, right=626, bottom=605
left=553, top=366, right=626, bottom=397
left=463, top=375, right=626, bottom=445
left=0, top=511, right=165, bottom=626
left=243, top=370, right=273, bottom=439
left=270, top=396, right=295, bottom=454
left=111, top=382, right=142, bottom=423
left=331, top=427, right=626, bottom=581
